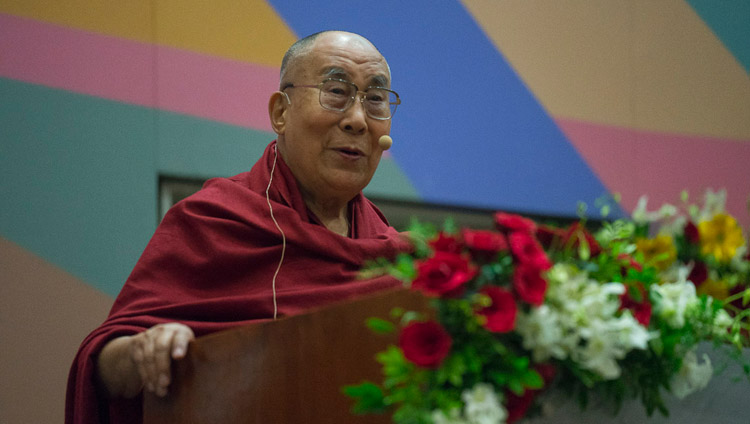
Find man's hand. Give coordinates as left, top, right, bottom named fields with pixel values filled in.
left=97, top=323, right=195, bottom=398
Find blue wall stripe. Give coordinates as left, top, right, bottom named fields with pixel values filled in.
left=268, top=0, right=623, bottom=218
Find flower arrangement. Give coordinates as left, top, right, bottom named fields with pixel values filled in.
left=345, top=190, right=750, bottom=423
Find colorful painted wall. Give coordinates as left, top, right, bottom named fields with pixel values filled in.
left=1, top=1, right=748, bottom=421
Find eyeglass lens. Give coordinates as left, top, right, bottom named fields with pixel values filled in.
left=319, top=80, right=397, bottom=119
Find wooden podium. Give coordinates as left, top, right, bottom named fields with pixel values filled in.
left=143, top=288, right=428, bottom=423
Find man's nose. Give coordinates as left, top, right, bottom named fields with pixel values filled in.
left=341, top=93, right=368, bottom=134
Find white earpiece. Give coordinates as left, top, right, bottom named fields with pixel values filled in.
left=378, top=135, right=393, bottom=151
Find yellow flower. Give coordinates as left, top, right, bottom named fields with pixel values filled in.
left=696, top=278, right=729, bottom=300
left=636, top=234, right=677, bottom=270
left=698, top=213, right=745, bottom=263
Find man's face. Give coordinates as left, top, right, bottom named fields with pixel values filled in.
left=275, top=33, right=392, bottom=205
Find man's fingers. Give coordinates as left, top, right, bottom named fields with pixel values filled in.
left=129, top=337, right=150, bottom=392
left=170, top=326, right=195, bottom=359
left=152, top=327, right=175, bottom=396
left=128, top=323, right=195, bottom=397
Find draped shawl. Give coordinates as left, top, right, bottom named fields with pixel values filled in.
left=65, top=141, right=407, bottom=423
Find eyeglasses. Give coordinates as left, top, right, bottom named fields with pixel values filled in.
left=283, top=78, right=400, bottom=120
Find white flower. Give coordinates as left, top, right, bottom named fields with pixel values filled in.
left=461, top=383, right=507, bottom=424
left=632, top=196, right=678, bottom=224
left=712, top=309, right=733, bottom=339
left=519, top=264, right=649, bottom=380
left=573, top=313, right=652, bottom=379
left=516, top=305, right=566, bottom=362
left=695, top=189, right=727, bottom=222
left=731, top=245, right=750, bottom=273
left=671, top=350, right=713, bottom=399
left=651, top=279, right=698, bottom=328
left=608, top=310, right=652, bottom=350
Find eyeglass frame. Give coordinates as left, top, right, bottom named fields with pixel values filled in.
left=281, top=78, right=401, bottom=120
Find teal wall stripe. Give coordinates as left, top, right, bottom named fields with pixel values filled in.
left=1, top=78, right=155, bottom=297
left=1, top=78, right=419, bottom=296
left=156, top=111, right=420, bottom=198
left=157, top=111, right=276, bottom=179
left=686, top=0, right=750, bottom=73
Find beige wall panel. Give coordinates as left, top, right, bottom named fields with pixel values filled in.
left=0, top=238, right=113, bottom=423
left=631, top=1, right=750, bottom=140
left=462, top=0, right=750, bottom=140
left=462, top=0, right=634, bottom=126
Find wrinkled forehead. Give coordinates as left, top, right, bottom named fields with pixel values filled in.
left=295, top=33, right=391, bottom=87
left=319, top=65, right=390, bottom=88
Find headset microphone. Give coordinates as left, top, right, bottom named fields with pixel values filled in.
left=378, top=135, right=393, bottom=151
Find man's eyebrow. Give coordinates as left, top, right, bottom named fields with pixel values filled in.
left=369, top=74, right=389, bottom=88
left=322, top=67, right=349, bottom=80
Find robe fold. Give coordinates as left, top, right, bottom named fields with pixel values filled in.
left=65, top=141, right=407, bottom=423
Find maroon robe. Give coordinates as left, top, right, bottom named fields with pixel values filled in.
left=66, top=141, right=407, bottom=423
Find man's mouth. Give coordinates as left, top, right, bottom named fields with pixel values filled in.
left=334, top=147, right=365, bottom=159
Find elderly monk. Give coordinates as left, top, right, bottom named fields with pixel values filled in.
left=65, top=30, right=406, bottom=424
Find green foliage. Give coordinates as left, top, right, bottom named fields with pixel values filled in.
left=366, top=317, right=395, bottom=335
left=343, top=382, right=387, bottom=414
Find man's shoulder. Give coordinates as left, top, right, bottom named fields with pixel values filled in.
left=166, top=171, right=263, bottom=219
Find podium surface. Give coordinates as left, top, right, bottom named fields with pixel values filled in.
left=143, top=288, right=428, bottom=424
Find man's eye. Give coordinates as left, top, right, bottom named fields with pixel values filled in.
left=323, top=82, right=351, bottom=96
left=366, top=93, right=385, bottom=103
left=329, top=87, right=348, bottom=95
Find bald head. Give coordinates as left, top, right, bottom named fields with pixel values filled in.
left=279, top=31, right=390, bottom=89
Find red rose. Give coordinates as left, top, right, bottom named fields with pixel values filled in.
left=617, top=253, right=643, bottom=276
left=684, top=221, right=700, bottom=245
left=412, top=252, right=477, bottom=298
left=462, top=229, right=508, bottom=255
left=477, top=286, right=517, bottom=333
left=506, top=364, right=557, bottom=423
left=619, top=283, right=652, bottom=327
left=535, top=363, right=558, bottom=385
left=398, top=321, right=452, bottom=368
left=430, top=232, right=463, bottom=254
left=513, top=263, right=548, bottom=306
left=688, top=261, right=708, bottom=286
left=494, top=212, right=537, bottom=234
left=506, top=389, right=536, bottom=424
left=509, top=231, right=552, bottom=271
left=561, top=222, right=601, bottom=257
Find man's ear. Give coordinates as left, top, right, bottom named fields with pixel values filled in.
left=268, top=91, right=288, bottom=135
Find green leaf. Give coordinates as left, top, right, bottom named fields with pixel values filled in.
left=443, top=216, right=458, bottom=234
left=507, top=378, right=525, bottom=395
left=437, top=354, right=467, bottom=387
left=366, top=317, right=395, bottom=334
left=577, top=232, right=591, bottom=261
left=509, top=355, right=530, bottom=371
left=520, top=369, right=544, bottom=390
left=343, top=382, right=387, bottom=414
